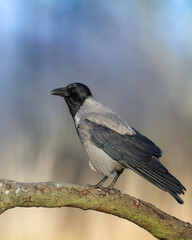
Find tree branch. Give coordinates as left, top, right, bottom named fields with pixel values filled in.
left=0, top=179, right=191, bottom=240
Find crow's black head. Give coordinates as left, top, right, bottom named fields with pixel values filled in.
left=50, top=83, right=92, bottom=117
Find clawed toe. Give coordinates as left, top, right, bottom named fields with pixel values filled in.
left=108, top=187, right=121, bottom=195
left=87, top=173, right=122, bottom=195
left=87, top=184, right=121, bottom=195
left=101, top=187, right=121, bottom=195
left=87, top=184, right=110, bottom=193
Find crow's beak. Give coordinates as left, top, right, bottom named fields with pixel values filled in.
left=50, top=87, right=69, bottom=97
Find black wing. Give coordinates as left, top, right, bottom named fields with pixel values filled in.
left=85, top=119, right=186, bottom=203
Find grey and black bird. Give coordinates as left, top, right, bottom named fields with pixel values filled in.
left=50, top=82, right=186, bottom=204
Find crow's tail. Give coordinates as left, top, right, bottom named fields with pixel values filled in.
left=130, top=164, right=186, bottom=204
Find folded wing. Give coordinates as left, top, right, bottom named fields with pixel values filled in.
left=85, top=119, right=186, bottom=203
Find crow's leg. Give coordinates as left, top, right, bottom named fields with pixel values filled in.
left=106, top=169, right=124, bottom=194
left=87, top=176, right=108, bottom=189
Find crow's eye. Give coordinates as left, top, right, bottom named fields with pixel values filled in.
left=70, top=89, right=76, bottom=95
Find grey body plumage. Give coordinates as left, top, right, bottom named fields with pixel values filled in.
left=51, top=82, right=186, bottom=204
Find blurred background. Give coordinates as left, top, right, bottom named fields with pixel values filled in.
left=0, top=0, right=192, bottom=239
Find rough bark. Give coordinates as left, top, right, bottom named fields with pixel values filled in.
left=0, top=179, right=191, bottom=240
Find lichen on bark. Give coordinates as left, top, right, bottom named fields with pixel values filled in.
left=0, top=179, right=191, bottom=240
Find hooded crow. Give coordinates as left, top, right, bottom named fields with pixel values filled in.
left=51, top=82, right=186, bottom=204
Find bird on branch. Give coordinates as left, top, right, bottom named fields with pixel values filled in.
left=51, top=83, right=186, bottom=204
